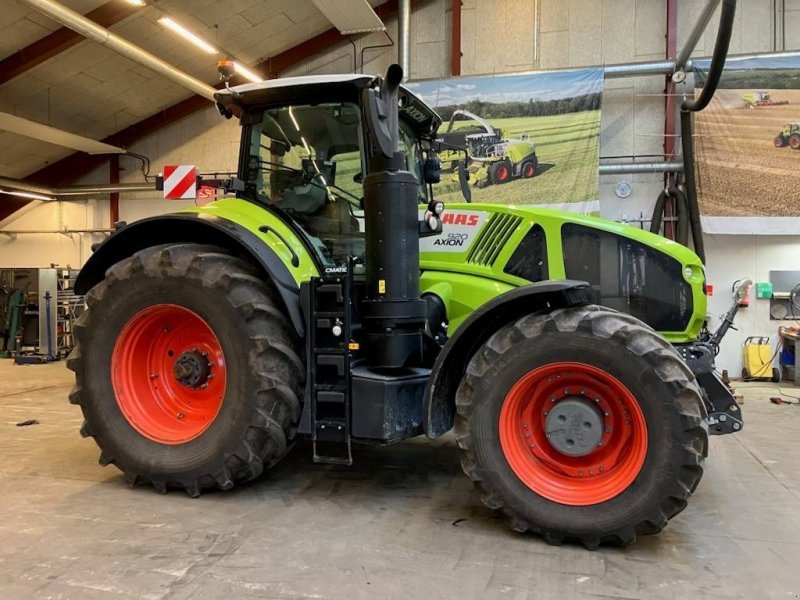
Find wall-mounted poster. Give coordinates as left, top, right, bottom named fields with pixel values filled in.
left=694, top=54, right=800, bottom=233
left=406, top=68, right=603, bottom=213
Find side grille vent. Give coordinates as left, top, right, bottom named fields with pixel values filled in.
left=466, top=213, right=523, bottom=266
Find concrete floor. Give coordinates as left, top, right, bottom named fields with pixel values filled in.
left=1, top=361, right=799, bottom=600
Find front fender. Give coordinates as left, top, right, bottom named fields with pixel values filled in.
left=423, top=280, right=594, bottom=438
left=75, top=206, right=318, bottom=335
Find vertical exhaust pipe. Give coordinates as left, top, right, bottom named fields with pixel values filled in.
left=361, top=64, right=427, bottom=368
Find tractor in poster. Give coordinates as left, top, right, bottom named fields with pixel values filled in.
left=743, top=91, right=789, bottom=109
left=438, top=109, right=538, bottom=186
left=68, top=65, right=743, bottom=549
left=774, top=122, right=800, bottom=149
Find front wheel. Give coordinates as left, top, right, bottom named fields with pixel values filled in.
left=774, top=135, right=786, bottom=148
left=68, top=244, right=304, bottom=496
left=454, top=306, right=707, bottom=548
left=488, top=160, right=512, bottom=185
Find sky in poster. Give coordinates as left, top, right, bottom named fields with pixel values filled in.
left=405, top=69, right=604, bottom=107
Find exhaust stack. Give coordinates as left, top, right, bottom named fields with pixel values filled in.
left=361, top=65, right=427, bottom=368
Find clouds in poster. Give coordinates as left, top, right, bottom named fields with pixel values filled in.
left=405, top=68, right=604, bottom=107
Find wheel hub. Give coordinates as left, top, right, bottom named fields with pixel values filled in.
left=173, top=349, right=212, bottom=388
left=545, top=398, right=604, bottom=456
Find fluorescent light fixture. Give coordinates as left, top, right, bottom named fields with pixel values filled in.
left=311, top=0, right=385, bottom=34
left=158, top=17, right=218, bottom=54
left=1, top=189, right=55, bottom=201
left=234, top=62, right=263, bottom=83
left=124, top=0, right=146, bottom=6
left=0, top=112, right=125, bottom=155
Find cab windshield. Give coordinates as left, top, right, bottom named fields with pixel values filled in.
left=246, top=101, right=426, bottom=268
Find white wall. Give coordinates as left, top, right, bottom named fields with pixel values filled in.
left=704, top=234, right=800, bottom=375
left=0, top=200, right=100, bottom=268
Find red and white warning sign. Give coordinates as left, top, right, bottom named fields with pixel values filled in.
left=163, top=165, right=197, bottom=199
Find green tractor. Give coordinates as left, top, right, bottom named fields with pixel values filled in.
left=774, top=122, right=800, bottom=149
left=438, top=109, right=538, bottom=186
left=69, top=65, right=741, bottom=548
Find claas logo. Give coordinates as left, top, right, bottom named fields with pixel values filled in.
left=441, top=213, right=480, bottom=226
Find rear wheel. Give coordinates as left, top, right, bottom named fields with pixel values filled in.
left=774, top=135, right=786, bottom=148
left=454, top=306, right=707, bottom=548
left=68, top=244, right=304, bottom=496
left=772, top=367, right=781, bottom=383
left=488, top=160, right=512, bottom=185
left=521, top=161, right=536, bottom=178
left=790, top=133, right=800, bottom=150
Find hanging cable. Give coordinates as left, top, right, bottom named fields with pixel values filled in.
left=360, top=30, right=395, bottom=73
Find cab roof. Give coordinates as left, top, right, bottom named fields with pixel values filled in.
left=214, top=73, right=441, bottom=137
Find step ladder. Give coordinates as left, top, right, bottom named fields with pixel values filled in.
left=307, top=276, right=353, bottom=465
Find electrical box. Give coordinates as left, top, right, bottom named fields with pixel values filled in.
left=755, top=282, right=773, bottom=299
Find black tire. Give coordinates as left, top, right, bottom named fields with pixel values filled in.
left=774, top=135, right=786, bottom=148
left=454, top=305, right=707, bottom=548
left=790, top=133, right=800, bottom=150
left=68, top=243, right=304, bottom=496
left=488, top=160, right=512, bottom=185
left=771, top=367, right=781, bottom=383
left=742, top=367, right=749, bottom=380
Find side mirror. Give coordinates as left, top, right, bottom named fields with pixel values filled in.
left=733, top=278, right=753, bottom=301
left=423, top=157, right=441, bottom=184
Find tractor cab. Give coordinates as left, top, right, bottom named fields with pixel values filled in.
left=216, top=75, right=442, bottom=270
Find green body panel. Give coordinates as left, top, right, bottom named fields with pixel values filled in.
left=186, top=198, right=704, bottom=344
left=182, top=197, right=320, bottom=284
left=505, top=142, right=536, bottom=165
left=420, top=203, right=706, bottom=343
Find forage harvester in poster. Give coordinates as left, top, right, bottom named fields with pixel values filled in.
left=406, top=68, right=604, bottom=214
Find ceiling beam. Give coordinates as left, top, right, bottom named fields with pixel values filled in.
left=0, top=0, right=411, bottom=220
left=0, top=0, right=140, bottom=86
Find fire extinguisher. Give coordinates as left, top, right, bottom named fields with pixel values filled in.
left=733, top=279, right=751, bottom=307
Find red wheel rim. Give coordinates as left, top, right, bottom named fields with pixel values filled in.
left=524, top=164, right=535, bottom=177
left=497, top=165, right=509, bottom=181
left=499, top=362, right=647, bottom=506
left=111, top=304, right=227, bottom=444
left=791, top=137, right=800, bottom=149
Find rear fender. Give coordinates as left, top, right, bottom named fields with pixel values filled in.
left=74, top=212, right=316, bottom=335
left=424, top=280, right=594, bottom=438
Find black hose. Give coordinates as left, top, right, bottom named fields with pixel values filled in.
left=682, top=0, right=737, bottom=113
left=650, top=187, right=689, bottom=246
left=678, top=0, right=737, bottom=264
left=673, top=187, right=690, bottom=246
left=650, top=188, right=667, bottom=235
left=681, top=110, right=706, bottom=262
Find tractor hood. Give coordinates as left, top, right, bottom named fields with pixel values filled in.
left=215, top=73, right=441, bottom=139
left=419, top=203, right=706, bottom=343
